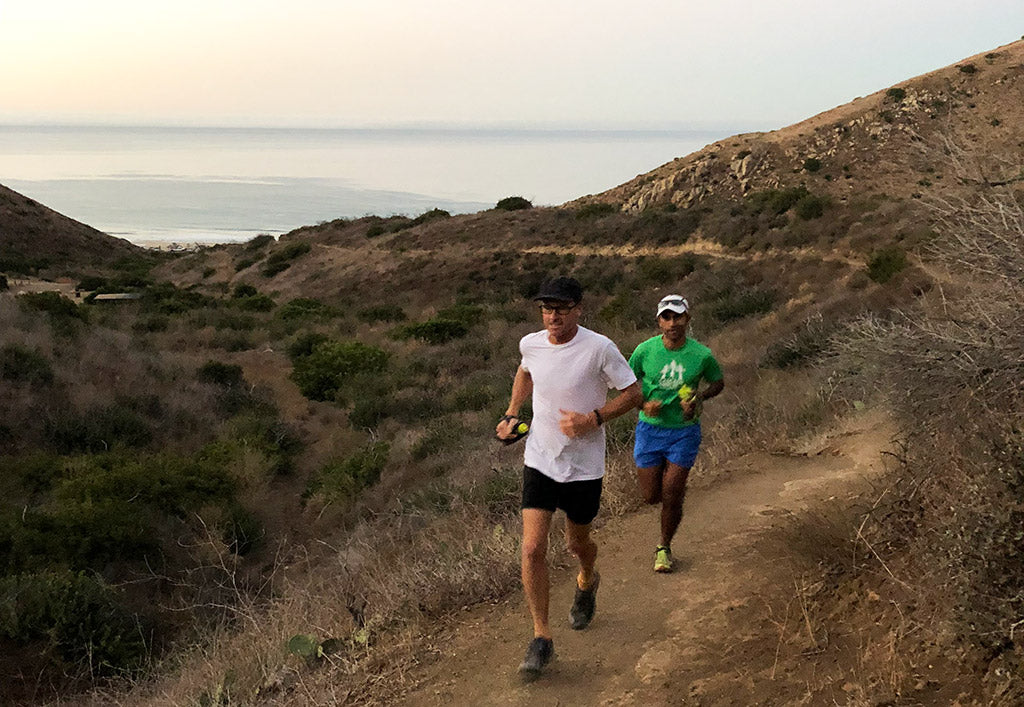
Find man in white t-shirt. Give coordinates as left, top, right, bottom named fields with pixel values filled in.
left=496, top=276, right=641, bottom=680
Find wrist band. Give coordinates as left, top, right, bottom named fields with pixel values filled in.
left=593, top=409, right=604, bottom=426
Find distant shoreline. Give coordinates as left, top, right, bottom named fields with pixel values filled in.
left=2, top=125, right=728, bottom=246
left=0, top=122, right=759, bottom=137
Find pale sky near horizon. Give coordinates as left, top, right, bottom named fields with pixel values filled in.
left=2, top=1, right=1023, bottom=130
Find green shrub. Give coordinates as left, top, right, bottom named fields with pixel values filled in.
left=209, top=331, right=254, bottom=352
left=225, top=413, right=300, bottom=473
left=399, top=319, right=470, bottom=344
left=384, top=209, right=452, bottom=234
left=958, top=63, right=977, bottom=74
left=192, top=308, right=256, bottom=331
left=575, top=202, right=618, bottom=219
left=0, top=344, right=54, bottom=385
left=747, top=186, right=810, bottom=215
left=111, top=254, right=159, bottom=280
left=286, top=332, right=330, bottom=360
left=390, top=388, right=446, bottom=423
left=760, top=315, right=836, bottom=369
left=706, top=288, right=776, bottom=323
left=307, top=442, right=389, bottom=502
left=495, top=196, right=533, bottom=211
left=357, top=305, right=407, bottom=323
left=794, top=194, right=828, bottom=220
left=291, top=340, right=389, bottom=401
left=386, top=217, right=413, bottom=233
left=408, top=208, right=451, bottom=227
left=233, top=284, right=258, bottom=298
left=18, top=292, right=85, bottom=320
left=0, top=570, right=147, bottom=674
left=234, top=257, right=257, bottom=272
left=220, top=504, right=263, bottom=556
left=0, top=274, right=9, bottom=291
left=235, top=294, right=275, bottom=312
left=45, top=406, right=153, bottom=454
left=436, top=304, right=485, bottom=326
left=803, top=157, right=822, bottom=173
left=365, top=224, right=386, bottom=238
left=636, top=254, right=698, bottom=284
left=57, top=453, right=234, bottom=519
left=200, top=416, right=299, bottom=480
left=141, top=282, right=211, bottom=315
left=6, top=453, right=65, bottom=494
left=1, top=450, right=238, bottom=577
left=599, top=291, right=651, bottom=328
left=261, top=242, right=311, bottom=277
left=261, top=260, right=290, bottom=277
left=348, top=395, right=392, bottom=429
left=277, top=297, right=334, bottom=321
left=886, top=87, right=906, bottom=102
left=198, top=361, right=245, bottom=388
left=0, top=249, right=52, bottom=275
left=867, top=246, right=908, bottom=283
left=410, top=423, right=459, bottom=461
left=245, top=234, right=275, bottom=251
left=4, top=500, right=154, bottom=573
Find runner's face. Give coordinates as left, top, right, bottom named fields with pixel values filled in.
left=539, top=300, right=581, bottom=342
left=658, top=310, right=689, bottom=341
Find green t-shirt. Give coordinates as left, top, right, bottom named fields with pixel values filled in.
left=628, top=335, right=723, bottom=428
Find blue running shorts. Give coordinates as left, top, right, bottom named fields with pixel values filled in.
left=633, top=420, right=702, bottom=469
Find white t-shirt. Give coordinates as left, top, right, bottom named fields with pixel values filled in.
left=519, top=326, right=637, bottom=482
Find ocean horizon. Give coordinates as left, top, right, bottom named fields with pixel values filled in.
left=0, top=124, right=739, bottom=245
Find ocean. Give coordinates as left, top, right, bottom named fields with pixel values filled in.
left=0, top=125, right=731, bottom=246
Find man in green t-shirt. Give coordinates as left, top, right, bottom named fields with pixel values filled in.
left=628, top=295, right=724, bottom=573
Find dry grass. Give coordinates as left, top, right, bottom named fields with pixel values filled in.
left=79, top=348, right=842, bottom=707
left=776, top=141, right=1024, bottom=701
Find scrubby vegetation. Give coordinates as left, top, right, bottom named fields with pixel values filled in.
left=792, top=147, right=1024, bottom=702
left=495, top=196, right=533, bottom=211
left=3, top=55, right=1023, bottom=702
left=261, top=241, right=312, bottom=277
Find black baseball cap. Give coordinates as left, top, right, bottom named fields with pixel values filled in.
left=532, top=276, right=583, bottom=304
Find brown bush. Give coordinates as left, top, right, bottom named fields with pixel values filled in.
left=824, top=142, right=1024, bottom=690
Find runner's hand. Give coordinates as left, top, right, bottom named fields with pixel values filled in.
left=559, top=409, right=597, bottom=437
left=680, top=396, right=701, bottom=420
left=495, top=416, right=518, bottom=440
left=642, top=399, right=663, bottom=417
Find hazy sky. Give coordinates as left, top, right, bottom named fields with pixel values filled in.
left=2, top=1, right=1022, bottom=129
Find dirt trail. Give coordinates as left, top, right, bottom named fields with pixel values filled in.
left=396, top=411, right=895, bottom=706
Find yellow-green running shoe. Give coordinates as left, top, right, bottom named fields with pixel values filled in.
left=654, top=545, right=673, bottom=573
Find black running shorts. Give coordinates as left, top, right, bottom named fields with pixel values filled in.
left=521, top=465, right=603, bottom=526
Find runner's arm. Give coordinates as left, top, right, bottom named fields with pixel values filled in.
left=497, top=367, right=533, bottom=438
left=699, top=379, right=724, bottom=401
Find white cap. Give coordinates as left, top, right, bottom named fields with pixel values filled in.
left=656, top=295, right=689, bottom=317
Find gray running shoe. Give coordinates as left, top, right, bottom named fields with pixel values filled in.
left=518, top=637, right=554, bottom=680
left=569, top=571, right=600, bottom=630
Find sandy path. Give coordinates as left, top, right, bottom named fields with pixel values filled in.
left=395, top=411, right=894, bottom=706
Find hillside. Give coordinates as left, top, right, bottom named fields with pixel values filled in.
left=154, top=44, right=1024, bottom=312
left=583, top=39, right=1024, bottom=212
left=0, top=182, right=143, bottom=276
left=0, top=40, right=1022, bottom=706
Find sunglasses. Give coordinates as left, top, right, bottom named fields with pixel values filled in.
left=538, top=303, right=578, bottom=315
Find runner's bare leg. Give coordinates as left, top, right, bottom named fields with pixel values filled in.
left=564, top=518, right=597, bottom=589
left=660, top=462, right=690, bottom=546
left=521, top=508, right=554, bottom=638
